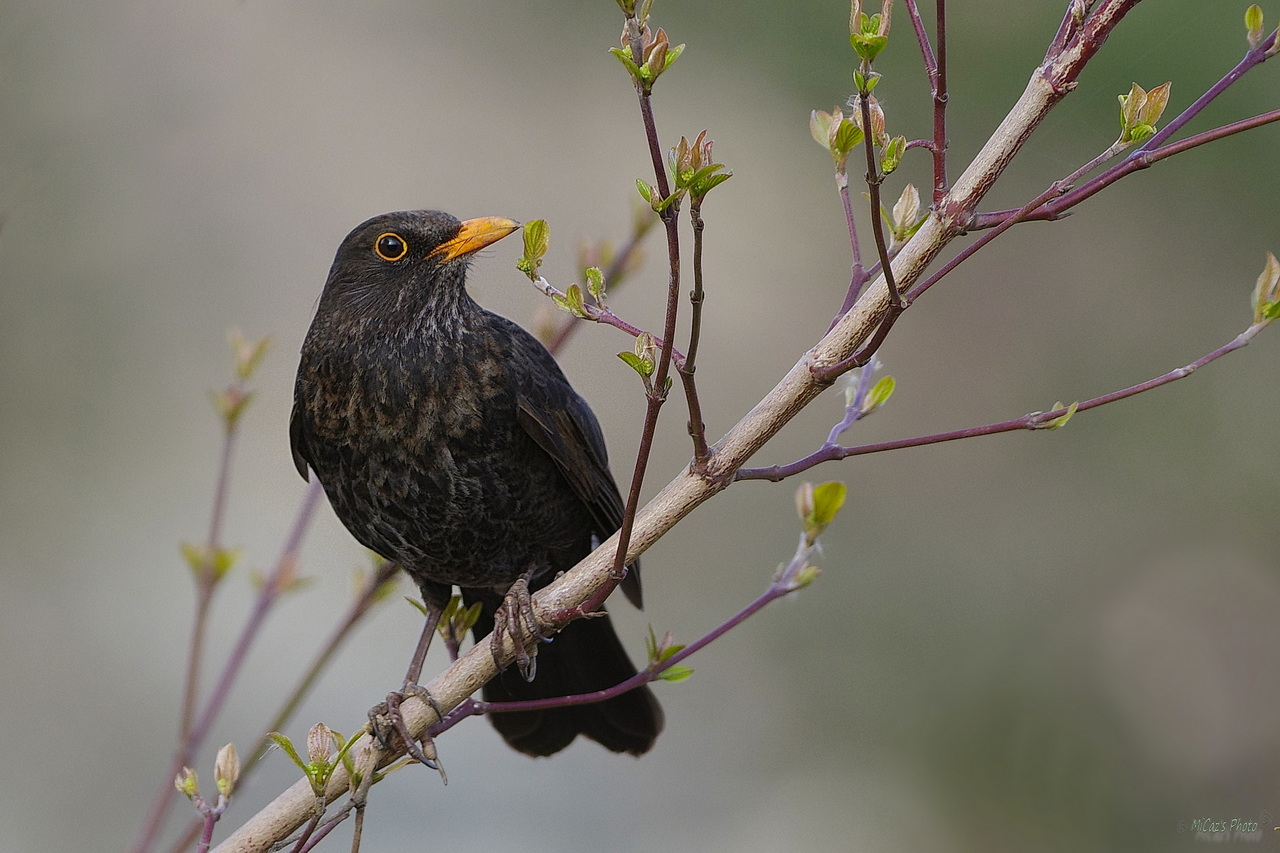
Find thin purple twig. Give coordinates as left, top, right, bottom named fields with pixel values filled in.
left=908, top=144, right=1119, bottom=301
left=738, top=321, right=1268, bottom=481
left=974, top=30, right=1280, bottom=228
left=131, top=478, right=324, bottom=853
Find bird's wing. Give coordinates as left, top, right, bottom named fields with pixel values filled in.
left=516, top=391, right=643, bottom=609
left=288, top=397, right=312, bottom=480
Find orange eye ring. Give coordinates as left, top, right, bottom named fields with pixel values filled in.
left=374, top=232, right=408, bottom=262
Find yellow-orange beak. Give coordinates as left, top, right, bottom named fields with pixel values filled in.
left=427, top=217, right=521, bottom=262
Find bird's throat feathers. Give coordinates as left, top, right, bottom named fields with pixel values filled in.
left=300, top=294, right=510, bottom=441
left=319, top=257, right=481, bottom=345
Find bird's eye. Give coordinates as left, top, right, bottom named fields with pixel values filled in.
left=374, top=232, right=408, bottom=262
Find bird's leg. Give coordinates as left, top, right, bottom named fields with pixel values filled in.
left=491, top=568, right=548, bottom=682
left=368, top=605, right=447, bottom=782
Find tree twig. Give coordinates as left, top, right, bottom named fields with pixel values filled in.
left=739, top=321, right=1269, bottom=481
left=679, top=201, right=710, bottom=463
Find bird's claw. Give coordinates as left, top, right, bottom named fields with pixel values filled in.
left=368, top=684, right=447, bottom=784
left=491, top=576, right=547, bottom=681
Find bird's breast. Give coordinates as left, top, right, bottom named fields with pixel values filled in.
left=296, top=325, right=584, bottom=585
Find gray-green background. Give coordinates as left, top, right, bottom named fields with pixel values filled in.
left=3, top=1, right=1279, bottom=850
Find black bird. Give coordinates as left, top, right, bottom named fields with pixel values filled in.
left=290, top=210, right=662, bottom=757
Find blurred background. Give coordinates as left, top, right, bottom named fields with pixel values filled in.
left=3, top=1, right=1279, bottom=850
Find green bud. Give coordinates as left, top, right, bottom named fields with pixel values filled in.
left=457, top=600, right=483, bottom=635
left=854, top=69, right=882, bottom=93
left=214, top=742, right=240, bottom=798
left=791, top=564, right=823, bottom=590
left=306, top=724, right=334, bottom=768
left=886, top=183, right=924, bottom=245
left=881, top=135, right=906, bottom=174
left=212, top=386, right=255, bottom=429
left=795, top=481, right=815, bottom=523
left=180, top=542, right=240, bottom=583
left=1246, top=5, right=1264, bottom=49
left=175, top=767, right=199, bottom=800
left=635, top=332, right=657, bottom=371
left=849, top=1, right=892, bottom=63
left=1118, top=82, right=1171, bottom=145
left=851, top=31, right=888, bottom=64
left=644, top=37, right=668, bottom=78
left=645, top=627, right=691, bottom=680
left=1251, top=251, right=1280, bottom=324
left=798, top=480, right=848, bottom=543
left=227, top=329, right=270, bottom=381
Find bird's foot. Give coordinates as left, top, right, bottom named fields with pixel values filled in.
left=368, top=683, right=447, bottom=784
left=491, top=576, right=547, bottom=682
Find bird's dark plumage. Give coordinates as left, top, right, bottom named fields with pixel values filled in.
left=290, top=210, right=662, bottom=756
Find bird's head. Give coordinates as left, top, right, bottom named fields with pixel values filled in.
left=316, top=210, right=520, bottom=328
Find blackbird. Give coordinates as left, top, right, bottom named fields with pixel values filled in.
left=290, top=210, right=663, bottom=757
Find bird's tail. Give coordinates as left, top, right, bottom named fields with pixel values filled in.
left=463, top=588, right=664, bottom=757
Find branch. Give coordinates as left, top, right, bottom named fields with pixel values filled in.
left=972, top=107, right=1280, bottom=229
left=531, top=273, right=681, bottom=352
left=679, top=201, right=711, bottom=463
left=904, top=0, right=949, bottom=202
left=544, top=218, right=652, bottom=356
left=608, top=13, right=684, bottom=593
left=738, top=320, right=1270, bottom=481
left=972, top=28, right=1280, bottom=228
left=138, top=478, right=324, bottom=853
left=910, top=141, right=1124, bottom=301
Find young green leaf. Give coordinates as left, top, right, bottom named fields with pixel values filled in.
left=585, top=266, right=605, bottom=304
left=522, top=219, right=550, bottom=262
left=657, top=664, right=694, bottom=682
left=267, top=732, right=306, bottom=773
left=618, top=351, right=654, bottom=377
left=860, top=375, right=895, bottom=415
left=565, top=283, right=587, bottom=317
left=1035, top=401, right=1079, bottom=430
left=810, top=481, right=848, bottom=529
left=810, top=109, right=836, bottom=148
left=609, top=46, right=642, bottom=83
left=833, top=118, right=865, bottom=157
